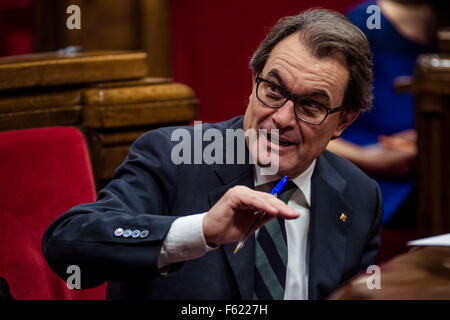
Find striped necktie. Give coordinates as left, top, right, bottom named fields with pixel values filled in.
left=253, top=180, right=298, bottom=300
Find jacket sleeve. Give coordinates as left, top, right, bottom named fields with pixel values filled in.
left=42, top=129, right=181, bottom=289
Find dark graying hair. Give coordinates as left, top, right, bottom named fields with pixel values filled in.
left=250, top=9, right=373, bottom=113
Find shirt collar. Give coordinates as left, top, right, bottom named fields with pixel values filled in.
left=253, top=159, right=317, bottom=207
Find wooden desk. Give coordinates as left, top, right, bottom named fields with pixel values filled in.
left=329, top=247, right=450, bottom=299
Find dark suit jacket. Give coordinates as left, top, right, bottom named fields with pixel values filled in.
left=42, top=116, right=383, bottom=300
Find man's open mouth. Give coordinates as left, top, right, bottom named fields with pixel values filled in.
left=266, top=133, right=295, bottom=147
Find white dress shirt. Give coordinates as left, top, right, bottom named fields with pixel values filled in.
left=158, top=160, right=316, bottom=300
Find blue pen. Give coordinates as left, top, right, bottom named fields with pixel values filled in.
left=233, top=176, right=289, bottom=254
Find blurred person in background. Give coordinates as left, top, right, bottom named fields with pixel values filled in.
left=327, top=0, right=445, bottom=229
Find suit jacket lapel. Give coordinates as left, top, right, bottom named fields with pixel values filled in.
left=207, top=116, right=256, bottom=300
left=308, top=152, right=352, bottom=300
left=208, top=166, right=255, bottom=300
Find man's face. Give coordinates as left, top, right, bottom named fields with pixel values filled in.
left=244, top=33, right=358, bottom=178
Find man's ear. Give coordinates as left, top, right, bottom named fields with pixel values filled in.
left=249, top=71, right=258, bottom=100
left=333, top=111, right=359, bottom=138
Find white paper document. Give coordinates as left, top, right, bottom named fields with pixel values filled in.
left=407, top=233, right=450, bottom=247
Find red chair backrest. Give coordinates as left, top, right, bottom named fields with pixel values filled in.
left=0, top=127, right=106, bottom=299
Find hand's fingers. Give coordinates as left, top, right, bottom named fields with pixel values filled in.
left=253, top=211, right=292, bottom=231
left=391, top=129, right=417, bottom=141
left=261, top=194, right=299, bottom=219
left=379, top=136, right=417, bottom=155
left=230, top=186, right=299, bottom=219
left=204, top=186, right=300, bottom=246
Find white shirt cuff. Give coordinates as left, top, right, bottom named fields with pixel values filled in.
left=158, top=212, right=217, bottom=273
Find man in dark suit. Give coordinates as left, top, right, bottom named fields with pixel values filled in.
left=42, top=9, right=381, bottom=300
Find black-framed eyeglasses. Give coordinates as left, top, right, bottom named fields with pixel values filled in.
left=255, top=75, right=345, bottom=125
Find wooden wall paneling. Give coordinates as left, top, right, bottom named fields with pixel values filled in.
left=416, top=94, right=443, bottom=236
left=443, top=95, right=450, bottom=233
left=81, top=0, right=140, bottom=51
left=32, top=0, right=172, bottom=77
left=414, top=54, right=450, bottom=236
left=139, top=0, right=172, bottom=77
left=32, top=0, right=84, bottom=52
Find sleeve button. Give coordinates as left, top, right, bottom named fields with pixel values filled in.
left=114, top=228, right=124, bottom=237
left=131, top=230, right=140, bottom=238
left=139, top=229, right=149, bottom=238
left=123, top=229, right=132, bottom=237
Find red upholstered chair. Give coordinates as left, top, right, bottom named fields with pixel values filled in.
left=0, top=127, right=106, bottom=299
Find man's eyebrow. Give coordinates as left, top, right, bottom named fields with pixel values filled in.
left=267, top=69, right=287, bottom=89
left=267, top=69, right=330, bottom=104
left=305, top=90, right=330, bottom=103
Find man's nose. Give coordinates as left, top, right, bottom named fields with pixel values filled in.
left=271, top=99, right=297, bottom=130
